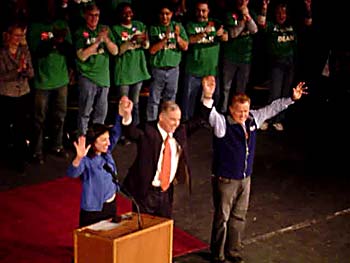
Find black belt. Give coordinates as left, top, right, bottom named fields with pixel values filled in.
left=214, top=176, right=248, bottom=182
left=158, top=66, right=175, bottom=70
left=150, top=185, right=167, bottom=192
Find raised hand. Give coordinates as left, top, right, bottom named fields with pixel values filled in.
left=292, top=81, right=308, bottom=101
left=118, top=96, right=133, bottom=121
left=262, top=0, right=270, bottom=11
left=304, top=0, right=312, bottom=26
left=73, top=136, right=91, bottom=159
left=241, top=5, right=249, bottom=16
left=304, top=0, right=312, bottom=11
left=202, top=75, right=216, bottom=99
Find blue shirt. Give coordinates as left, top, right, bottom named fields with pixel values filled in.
left=66, top=115, right=122, bottom=211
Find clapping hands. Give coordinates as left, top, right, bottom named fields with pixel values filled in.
left=97, top=26, right=109, bottom=42
left=131, top=31, right=147, bottom=44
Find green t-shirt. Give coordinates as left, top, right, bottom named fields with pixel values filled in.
left=111, top=21, right=150, bottom=85
left=148, top=21, right=188, bottom=68
left=265, top=22, right=297, bottom=60
left=222, top=11, right=255, bottom=64
left=74, top=24, right=116, bottom=87
left=184, top=19, right=222, bottom=76
left=27, top=20, right=71, bottom=89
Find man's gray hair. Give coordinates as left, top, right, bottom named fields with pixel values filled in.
left=160, top=101, right=180, bottom=114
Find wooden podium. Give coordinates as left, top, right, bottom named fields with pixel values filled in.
left=74, top=213, right=173, bottom=263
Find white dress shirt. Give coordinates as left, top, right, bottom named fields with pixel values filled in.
left=152, top=124, right=180, bottom=187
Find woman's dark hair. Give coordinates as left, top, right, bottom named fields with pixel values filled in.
left=85, top=123, right=111, bottom=157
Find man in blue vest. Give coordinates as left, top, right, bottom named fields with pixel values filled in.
left=201, top=76, right=307, bottom=263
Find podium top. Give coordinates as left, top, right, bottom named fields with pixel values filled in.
left=74, top=213, right=173, bottom=240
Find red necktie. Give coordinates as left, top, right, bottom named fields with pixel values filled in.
left=159, top=135, right=171, bottom=191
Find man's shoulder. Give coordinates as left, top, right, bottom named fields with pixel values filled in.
left=174, top=122, right=189, bottom=139
left=144, top=121, right=158, bottom=130
left=142, top=121, right=161, bottom=138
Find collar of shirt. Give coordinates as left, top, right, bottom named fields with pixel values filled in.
left=157, top=123, right=173, bottom=141
left=153, top=123, right=179, bottom=188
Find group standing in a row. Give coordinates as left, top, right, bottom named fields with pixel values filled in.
left=0, top=0, right=314, bottom=166
left=0, top=1, right=312, bottom=263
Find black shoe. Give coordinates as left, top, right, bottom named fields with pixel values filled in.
left=32, top=153, right=45, bottom=165
left=50, top=148, right=69, bottom=159
left=226, top=255, right=244, bottom=263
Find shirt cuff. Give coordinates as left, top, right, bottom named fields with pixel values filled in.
left=122, top=117, right=132, bottom=125
left=202, top=98, right=214, bottom=108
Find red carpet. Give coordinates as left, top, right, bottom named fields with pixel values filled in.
left=0, top=177, right=208, bottom=262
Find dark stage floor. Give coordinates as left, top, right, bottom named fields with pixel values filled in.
left=1, top=91, right=350, bottom=263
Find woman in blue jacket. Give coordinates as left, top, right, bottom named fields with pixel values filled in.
left=66, top=112, right=122, bottom=227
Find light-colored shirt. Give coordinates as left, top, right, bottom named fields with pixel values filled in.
left=209, top=97, right=294, bottom=138
left=152, top=124, right=180, bottom=187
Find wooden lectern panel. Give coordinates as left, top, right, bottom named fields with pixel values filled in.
left=74, top=213, right=173, bottom=263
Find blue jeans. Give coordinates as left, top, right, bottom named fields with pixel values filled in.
left=33, top=86, right=67, bottom=154
left=181, top=74, right=220, bottom=121
left=77, top=76, right=109, bottom=135
left=268, top=58, right=294, bottom=123
left=181, top=74, right=202, bottom=121
left=147, top=66, right=179, bottom=121
left=221, top=59, right=251, bottom=113
left=119, top=81, right=143, bottom=126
